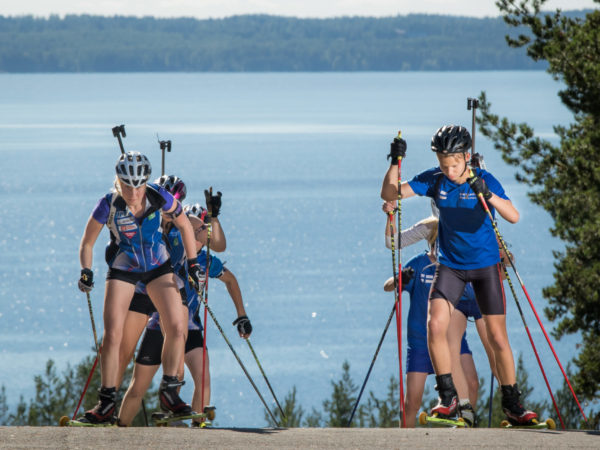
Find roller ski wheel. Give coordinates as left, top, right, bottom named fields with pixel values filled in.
left=500, top=417, right=556, bottom=429
left=418, top=411, right=466, bottom=428
left=203, top=405, right=216, bottom=421
left=59, top=416, right=70, bottom=427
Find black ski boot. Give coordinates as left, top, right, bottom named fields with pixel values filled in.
left=458, top=402, right=476, bottom=427
left=501, top=384, right=538, bottom=425
left=430, top=374, right=458, bottom=418
left=82, top=386, right=117, bottom=424
left=159, top=375, right=193, bottom=416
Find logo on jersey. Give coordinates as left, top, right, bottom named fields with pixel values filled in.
left=459, top=192, right=477, bottom=200
left=420, top=273, right=434, bottom=285
left=148, top=212, right=156, bottom=221
left=439, top=190, right=447, bottom=200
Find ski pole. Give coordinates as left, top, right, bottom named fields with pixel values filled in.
left=198, top=294, right=279, bottom=426
left=72, top=292, right=101, bottom=419
left=85, top=292, right=99, bottom=353
left=393, top=131, right=406, bottom=428
left=246, top=339, right=286, bottom=419
left=112, top=125, right=126, bottom=154
left=470, top=169, right=588, bottom=425
left=200, top=189, right=213, bottom=415
left=501, top=264, right=565, bottom=428
left=487, top=372, right=493, bottom=428
left=71, top=353, right=100, bottom=420
left=347, top=302, right=397, bottom=426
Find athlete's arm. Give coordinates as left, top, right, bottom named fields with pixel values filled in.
left=79, top=216, right=103, bottom=270
left=170, top=204, right=200, bottom=261
left=488, top=195, right=519, bottom=224
left=218, top=269, right=251, bottom=338
left=381, top=164, right=416, bottom=201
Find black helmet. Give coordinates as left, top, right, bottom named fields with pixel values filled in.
left=431, top=125, right=472, bottom=154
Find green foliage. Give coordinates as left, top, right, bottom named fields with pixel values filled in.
left=0, top=349, right=158, bottom=426
left=264, top=385, right=304, bottom=427
left=360, top=376, right=399, bottom=427
left=478, top=0, right=600, bottom=425
left=322, top=361, right=358, bottom=427
left=0, top=13, right=556, bottom=72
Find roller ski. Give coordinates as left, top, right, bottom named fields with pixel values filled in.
left=189, top=406, right=216, bottom=428
left=500, top=384, right=543, bottom=428
left=501, top=418, right=556, bottom=429
left=60, top=386, right=117, bottom=427
left=59, top=415, right=116, bottom=427
left=420, top=374, right=465, bottom=427
left=152, top=410, right=206, bottom=427
left=419, top=411, right=466, bottom=428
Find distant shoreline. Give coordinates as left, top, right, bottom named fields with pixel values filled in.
left=2, top=12, right=584, bottom=73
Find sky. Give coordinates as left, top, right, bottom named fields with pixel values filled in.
left=0, top=0, right=597, bottom=19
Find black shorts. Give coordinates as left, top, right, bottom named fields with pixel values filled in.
left=430, top=263, right=506, bottom=315
left=135, top=329, right=205, bottom=366
left=107, top=260, right=173, bottom=285
left=128, top=292, right=157, bottom=316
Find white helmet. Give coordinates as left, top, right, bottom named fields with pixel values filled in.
left=116, top=151, right=151, bottom=187
left=184, top=203, right=208, bottom=221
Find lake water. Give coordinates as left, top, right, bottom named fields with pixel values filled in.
left=0, top=71, right=581, bottom=426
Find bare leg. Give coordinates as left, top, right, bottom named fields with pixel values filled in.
left=448, top=311, right=469, bottom=401
left=475, top=318, right=499, bottom=382
left=427, top=298, right=454, bottom=374
left=185, top=347, right=211, bottom=417
left=483, top=314, right=516, bottom=386
left=101, top=279, right=135, bottom=387
left=460, top=354, right=479, bottom=406
left=404, top=372, right=428, bottom=428
left=118, top=363, right=159, bottom=426
left=146, top=273, right=187, bottom=377
left=117, top=310, right=149, bottom=389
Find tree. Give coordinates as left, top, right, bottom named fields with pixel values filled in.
left=0, top=350, right=158, bottom=426
left=264, top=386, right=305, bottom=427
left=322, top=361, right=358, bottom=427
left=360, top=376, right=400, bottom=427
left=477, top=0, right=600, bottom=425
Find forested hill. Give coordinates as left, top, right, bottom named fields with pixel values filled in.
left=0, top=12, right=589, bottom=72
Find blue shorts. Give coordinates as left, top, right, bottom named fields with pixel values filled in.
left=406, top=347, right=434, bottom=374
left=456, top=299, right=482, bottom=321
left=460, top=335, right=472, bottom=355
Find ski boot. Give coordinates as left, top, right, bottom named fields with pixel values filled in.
left=81, top=386, right=117, bottom=424
left=159, top=375, right=193, bottom=416
left=458, top=402, right=475, bottom=428
left=430, top=374, right=459, bottom=419
left=501, top=384, right=538, bottom=425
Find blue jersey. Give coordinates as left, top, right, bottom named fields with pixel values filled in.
left=403, top=252, right=473, bottom=350
left=92, top=183, right=175, bottom=272
left=408, top=167, right=509, bottom=270
left=147, top=250, right=225, bottom=332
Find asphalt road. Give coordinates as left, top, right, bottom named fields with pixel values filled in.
left=1, top=426, right=599, bottom=449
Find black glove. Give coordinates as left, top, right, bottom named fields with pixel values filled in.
left=467, top=174, right=492, bottom=200
left=387, top=135, right=407, bottom=164
left=187, top=257, right=206, bottom=291
left=233, top=315, right=252, bottom=337
left=78, top=268, right=94, bottom=292
left=401, top=267, right=415, bottom=285
left=204, top=189, right=222, bottom=219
